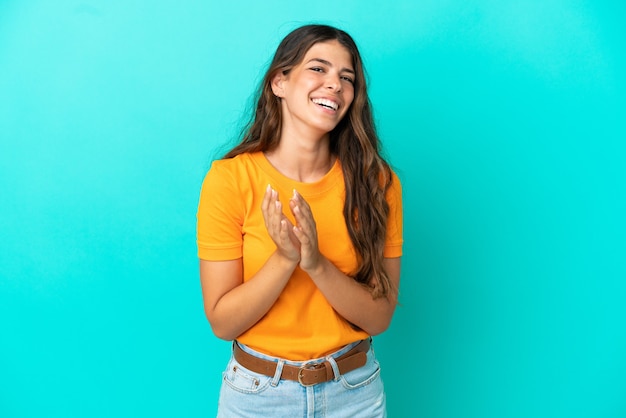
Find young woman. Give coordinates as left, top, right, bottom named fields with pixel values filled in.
left=197, top=24, right=403, bottom=417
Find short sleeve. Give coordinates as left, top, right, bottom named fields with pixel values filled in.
left=383, top=171, right=403, bottom=258
left=196, top=160, right=244, bottom=260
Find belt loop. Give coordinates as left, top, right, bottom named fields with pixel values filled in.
left=325, top=355, right=341, bottom=382
left=271, top=359, right=284, bottom=387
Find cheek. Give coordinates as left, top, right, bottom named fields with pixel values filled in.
left=344, top=90, right=355, bottom=110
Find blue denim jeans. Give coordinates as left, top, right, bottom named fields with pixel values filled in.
left=217, top=339, right=387, bottom=417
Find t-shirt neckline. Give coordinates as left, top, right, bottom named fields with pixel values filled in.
left=250, top=152, right=342, bottom=196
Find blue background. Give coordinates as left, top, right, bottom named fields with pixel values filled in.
left=1, top=1, right=624, bottom=417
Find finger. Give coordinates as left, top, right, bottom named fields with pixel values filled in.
left=280, top=219, right=295, bottom=244
left=264, top=187, right=286, bottom=236
left=292, top=223, right=317, bottom=259
left=268, top=200, right=282, bottom=234
left=292, top=225, right=308, bottom=244
left=262, top=187, right=277, bottom=227
left=268, top=189, right=280, bottom=219
left=291, top=204, right=306, bottom=227
left=290, top=195, right=318, bottom=252
left=279, top=219, right=301, bottom=258
left=292, top=189, right=312, bottom=213
left=293, top=225, right=320, bottom=271
left=290, top=190, right=314, bottom=222
left=291, top=202, right=316, bottom=237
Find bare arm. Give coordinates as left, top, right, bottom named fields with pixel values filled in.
left=199, top=254, right=297, bottom=341
left=199, top=186, right=300, bottom=341
left=301, top=256, right=400, bottom=335
left=290, top=190, right=401, bottom=335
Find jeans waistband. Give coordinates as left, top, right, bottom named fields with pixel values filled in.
left=235, top=339, right=366, bottom=366
left=233, top=339, right=371, bottom=386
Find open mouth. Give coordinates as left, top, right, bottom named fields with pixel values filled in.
left=312, top=98, right=339, bottom=111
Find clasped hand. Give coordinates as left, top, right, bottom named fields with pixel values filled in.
left=261, top=185, right=321, bottom=272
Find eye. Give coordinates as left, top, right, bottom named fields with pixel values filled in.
left=310, top=66, right=324, bottom=73
left=341, top=75, right=354, bottom=84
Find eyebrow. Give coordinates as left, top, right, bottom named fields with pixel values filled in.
left=307, top=58, right=355, bottom=74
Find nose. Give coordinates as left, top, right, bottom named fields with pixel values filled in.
left=325, top=72, right=342, bottom=92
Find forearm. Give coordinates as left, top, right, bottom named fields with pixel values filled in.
left=205, top=252, right=298, bottom=341
left=304, top=256, right=398, bottom=335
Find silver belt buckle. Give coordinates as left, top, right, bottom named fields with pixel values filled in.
left=297, top=361, right=322, bottom=387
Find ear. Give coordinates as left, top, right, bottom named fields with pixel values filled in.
left=271, top=72, right=286, bottom=98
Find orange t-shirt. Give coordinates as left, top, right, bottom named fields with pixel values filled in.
left=197, top=152, right=403, bottom=360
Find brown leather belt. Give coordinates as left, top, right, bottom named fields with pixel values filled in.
left=233, top=339, right=370, bottom=386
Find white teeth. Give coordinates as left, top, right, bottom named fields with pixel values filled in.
left=312, top=98, right=339, bottom=111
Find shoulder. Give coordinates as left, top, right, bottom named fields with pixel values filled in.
left=209, top=152, right=255, bottom=171
left=384, top=167, right=402, bottom=205
left=389, top=169, right=402, bottom=190
left=205, top=152, right=260, bottom=179
left=381, top=166, right=402, bottom=192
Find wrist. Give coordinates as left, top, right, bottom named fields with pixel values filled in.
left=273, top=251, right=300, bottom=270
left=302, top=256, right=327, bottom=279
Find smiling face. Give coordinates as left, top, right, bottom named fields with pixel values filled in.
left=271, top=40, right=356, bottom=140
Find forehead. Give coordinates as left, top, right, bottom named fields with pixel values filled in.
left=301, top=40, right=354, bottom=69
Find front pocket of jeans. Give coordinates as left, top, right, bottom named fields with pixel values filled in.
left=223, top=362, right=272, bottom=394
left=339, top=358, right=381, bottom=389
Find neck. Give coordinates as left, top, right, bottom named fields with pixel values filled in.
left=265, top=134, right=334, bottom=183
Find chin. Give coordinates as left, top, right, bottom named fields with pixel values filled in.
left=315, top=119, right=343, bottom=134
